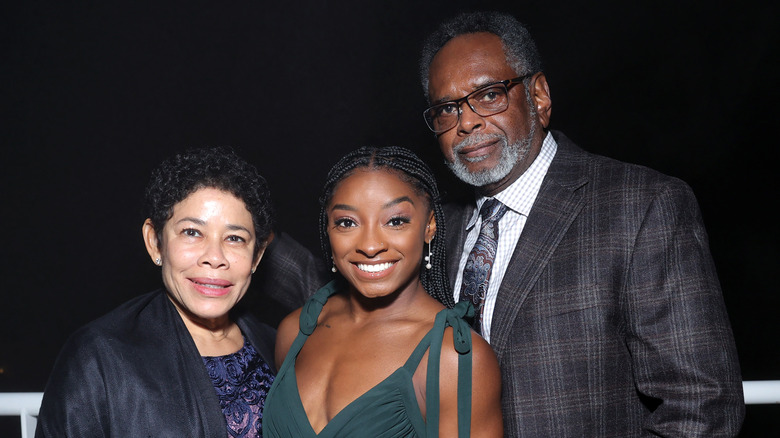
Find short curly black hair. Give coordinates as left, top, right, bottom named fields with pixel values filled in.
left=419, top=11, right=543, bottom=101
left=144, top=146, right=274, bottom=259
left=318, top=146, right=453, bottom=308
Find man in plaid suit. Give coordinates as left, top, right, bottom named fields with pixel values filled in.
left=418, top=10, right=744, bottom=437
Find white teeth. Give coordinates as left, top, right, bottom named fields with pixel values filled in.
left=357, top=262, right=394, bottom=273
left=196, top=282, right=224, bottom=288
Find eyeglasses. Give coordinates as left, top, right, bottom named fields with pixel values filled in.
left=423, top=74, right=533, bottom=134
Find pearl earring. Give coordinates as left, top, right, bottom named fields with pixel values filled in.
left=331, top=264, right=337, bottom=273
left=424, top=238, right=433, bottom=270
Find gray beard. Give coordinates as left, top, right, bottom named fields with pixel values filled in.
left=446, top=123, right=535, bottom=187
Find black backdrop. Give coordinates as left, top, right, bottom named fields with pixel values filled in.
left=3, top=1, right=778, bottom=435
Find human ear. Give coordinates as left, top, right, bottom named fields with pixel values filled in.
left=532, top=72, right=552, bottom=128
left=142, top=219, right=161, bottom=265
left=425, top=211, right=437, bottom=243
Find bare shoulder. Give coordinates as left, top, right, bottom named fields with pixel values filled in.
left=438, top=328, right=500, bottom=382
left=469, top=332, right=500, bottom=374
left=466, top=333, right=503, bottom=436
left=438, top=329, right=503, bottom=437
left=274, top=307, right=302, bottom=369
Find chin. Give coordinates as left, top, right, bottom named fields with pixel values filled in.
left=351, top=283, right=397, bottom=300
left=193, top=300, right=235, bottom=317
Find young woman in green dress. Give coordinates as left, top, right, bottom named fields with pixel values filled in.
left=263, top=146, right=503, bottom=437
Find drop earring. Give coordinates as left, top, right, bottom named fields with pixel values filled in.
left=424, top=238, right=433, bottom=270
left=331, top=264, right=337, bottom=273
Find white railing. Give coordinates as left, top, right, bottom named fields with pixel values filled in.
left=0, top=392, right=41, bottom=438
left=1, top=381, right=779, bottom=437
left=742, top=380, right=780, bottom=405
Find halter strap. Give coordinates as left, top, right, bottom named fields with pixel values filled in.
left=424, top=300, right=474, bottom=438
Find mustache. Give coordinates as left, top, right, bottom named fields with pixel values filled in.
left=453, top=133, right=507, bottom=152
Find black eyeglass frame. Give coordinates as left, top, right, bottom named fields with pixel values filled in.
left=423, top=73, right=535, bottom=134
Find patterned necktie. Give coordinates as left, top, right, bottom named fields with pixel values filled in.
left=459, top=198, right=508, bottom=334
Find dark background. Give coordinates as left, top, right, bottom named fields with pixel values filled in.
left=2, top=1, right=778, bottom=435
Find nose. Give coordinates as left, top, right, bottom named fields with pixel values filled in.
left=199, top=240, right=229, bottom=269
left=457, top=101, right=484, bottom=134
left=356, top=225, right=386, bottom=258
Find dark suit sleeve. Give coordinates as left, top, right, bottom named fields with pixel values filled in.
left=623, top=180, right=744, bottom=436
left=250, top=231, right=330, bottom=327
left=35, top=330, right=111, bottom=438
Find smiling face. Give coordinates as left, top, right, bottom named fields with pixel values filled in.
left=326, top=168, right=436, bottom=300
left=143, top=187, right=262, bottom=327
left=427, top=32, right=550, bottom=196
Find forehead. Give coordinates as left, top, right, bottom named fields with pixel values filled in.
left=428, top=32, right=516, bottom=101
left=171, top=187, right=250, bottom=218
left=331, top=168, right=425, bottom=205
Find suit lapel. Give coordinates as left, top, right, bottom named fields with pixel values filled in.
left=489, top=134, right=588, bottom=353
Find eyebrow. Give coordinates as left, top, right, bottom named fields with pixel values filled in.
left=226, top=224, right=253, bottom=234
left=432, top=78, right=502, bottom=105
left=329, top=204, right=357, bottom=212
left=175, top=217, right=252, bottom=234
left=330, top=196, right=415, bottom=212
left=383, top=196, right=414, bottom=209
left=176, top=217, right=206, bottom=226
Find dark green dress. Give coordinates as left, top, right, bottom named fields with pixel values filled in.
left=262, top=280, right=474, bottom=437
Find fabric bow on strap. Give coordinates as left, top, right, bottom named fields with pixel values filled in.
left=425, top=301, right=474, bottom=438
left=299, top=280, right=336, bottom=335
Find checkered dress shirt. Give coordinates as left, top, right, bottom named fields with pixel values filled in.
left=453, top=132, right=557, bottom=342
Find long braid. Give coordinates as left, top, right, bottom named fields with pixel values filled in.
left=318, top=146, right=454, bottom=308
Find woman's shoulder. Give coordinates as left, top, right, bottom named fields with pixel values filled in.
left=433, top=305, right=499, bottom=375
left=437, top=324, right=495, bottom=360
left=51, top=292, right=164, bottom=372
left=277, top=281, right=347, bottom=336
left=68, top=290, right=164, bottom=340
left=273, top=306, right=304, bottom=370
left=467, top=332, right=499, bottom=371
left=277, top=307, right=303, bottom=337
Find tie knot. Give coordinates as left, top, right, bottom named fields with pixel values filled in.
left=479, top=198, right=507, bottom=223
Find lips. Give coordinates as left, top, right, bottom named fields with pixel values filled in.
left=454, top=135, right=502, bottom=162
left=189, top=277, right=233, bottom=296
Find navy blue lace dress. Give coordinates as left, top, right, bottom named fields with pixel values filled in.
left=203, top=338, right=275, bottom=437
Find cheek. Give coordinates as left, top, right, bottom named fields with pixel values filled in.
left=437, top=134, right=458, bottom=159
left=163, top=242, right=199, bottom=270
left=160, top=264, right=186, bottom=295
left=232, top=278, right=253, bottom=299
left=327, top=231, right=349, bottom=257
left=227, top=249, right=255, bottom=272
left=499, top=104, right=532, bottom=139
left=393, top=232, right=426, bottom=258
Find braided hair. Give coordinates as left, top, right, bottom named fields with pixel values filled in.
left=318, top=146, right=453, bottom=308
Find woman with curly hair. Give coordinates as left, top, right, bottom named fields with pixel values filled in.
left=37, top=146, right=277, bottom=437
